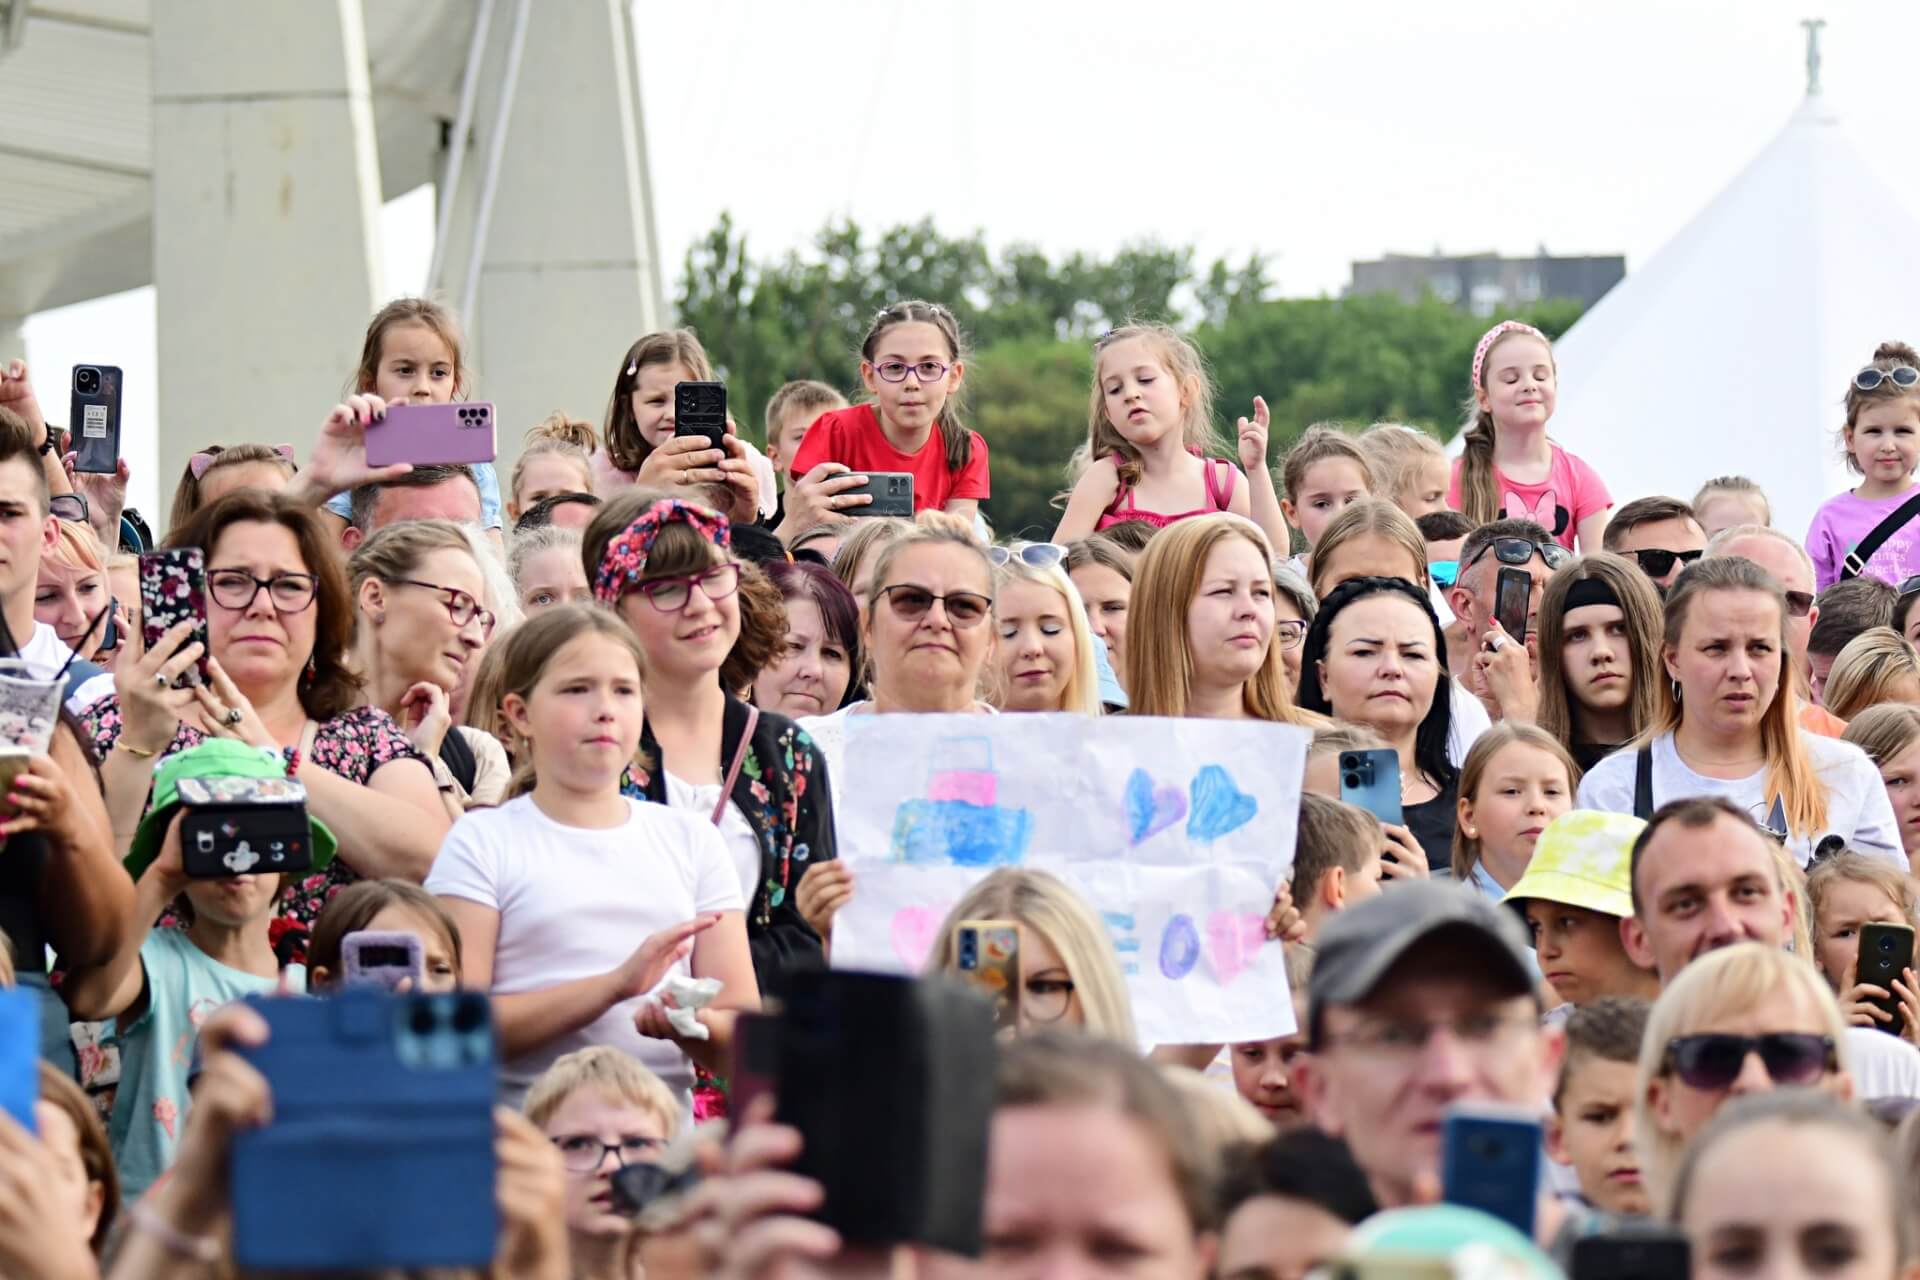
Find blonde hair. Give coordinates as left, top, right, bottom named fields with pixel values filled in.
left=764, top=379, right=846, bottom=443
left=1356, top=423, right=1446, bottom=513
left=1635, top=943, right=1851, bottom=1203
left=1078, top=323, right=1222, bottom=490
left=1280, top=425, right=1370, bottom=505
left=1451, top=723, right=1580, bottom=881
left=48, top=517, right=105, bottom=575
left=1692, top=476, right=1771, bottom=528
left=1824, top=627, right=1920, bottom=721
left=861, top=511, right=994, bottom=611
left=1306, top=499, right=1430, bottom=600
left=1650, top=557, right=1828, bottom=838
left=1841, top=341, right=1920, bottom=472
left=1159, top=1064, right=1273, bottom=1148
left=927, top=868, right=1137, bottom=1046
left=1844, top=702, right=1920, bottom=771
left=1806, top=850, right=1920, bottom=938
left=1534, top=553, right=1666, bottom=748
left=991, top=555, right=1102, bottom=715
left=830, top=516, right=913, bottom=593
left=510, top=412, right=596, bottom=508
left=0, top=931, right=12, bottom=987
left=507, top=524, right=582, bottom=595
left=460, top=629, right=515, bottom=749
left=1124, top=514, right=1305, bottom=723
left=523, top=1045, right=680, bottom=1140
left=347, top=519, right=475, bottom=599
left=1776, top=843, right=1817, bottom=965
left=1457, top=325, right=1556, bottom=525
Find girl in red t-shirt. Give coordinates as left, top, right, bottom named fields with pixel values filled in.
left=786, top=300, right=990, bottom=521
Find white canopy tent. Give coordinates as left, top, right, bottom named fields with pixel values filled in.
left=1473, top=86, right=1920, bottom=544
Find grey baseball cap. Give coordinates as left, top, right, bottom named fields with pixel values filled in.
left=1308, top=881, right=1537, bottom=1043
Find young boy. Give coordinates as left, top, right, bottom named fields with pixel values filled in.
left=765, top=380, right=848, bottom=539
left=1231, top=945, right=1315, bottom=1129
left=60, top=742, right=327, bottom=1201
left=1546, top=997, right=1652, bottom=1218
left=1503, top=811, right=1660, bottom=1009
left=1289, top=792, right=1385, bottom=940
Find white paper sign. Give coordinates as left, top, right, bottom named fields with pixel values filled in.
left=830, top=713, right=1309, bottom=1046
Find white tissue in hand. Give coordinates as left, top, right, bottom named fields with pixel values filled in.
left=662, top=975, right=723, bottom=1040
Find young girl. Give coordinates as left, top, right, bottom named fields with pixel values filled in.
left=305, top=878, right=464, bottom=993
left=1278, top=425, right=1372, bottom=576
left=426, top=605, right=758, bottom=1108
left=787, top=301, right=990, bottom=520
left=1052, top=323, right=1286, bottom=551
left=1534, top=554, right=1666, bottom=771
left=508, top=412, right=597, bottom=525
left=1451, top=321, right=1611, bottom=552
left=1357, top=423, right=1450, bottom=520
left=1844, top=703, right=1920, bottom=872
left=1806, top=851, right=1920, bottom=1044
left=596, top=331, right=769, bottom=527
left=1452, top=722, right=1578, bottom=899
left=322, top=298, right=506, bottom=537
left=167, top=443, right=296, bottom=537
left=1692, top=475, right=1771, bottom=540
left=1807, top=341, right=1920, bottom=590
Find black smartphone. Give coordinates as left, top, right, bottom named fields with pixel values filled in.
left=673, top=381, right=728, bottom=451
left=1570, top=1228, right=1690, bottom=1280
left=1859, top=922, right=1915, bottom=1036
left=69, top=364, right=122, bottom=474
left=175, top=776, right=315, bottom=878
left=138, top=547, right=208, bottom=688
left=1494, top=566, right=1532, bottom=640
left=844, top=470, right=914, bottom=518
left=1338, top=747, right=1402, bottom=828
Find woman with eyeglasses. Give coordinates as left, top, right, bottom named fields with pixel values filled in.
left=1533, top=554, right=1665, bottom=770
left=1635, top=942, right=1853, bottom=1206
left=1272, top=563, right=1314, bottom=695
left=990, top=542, right=1102, bottom=715
left=84, top=490, right=452, bottom=933
left=1578, top=556, right=1903, bottom=868
left=584, top=492, right=835, bottom=987
left=347, top=520, right=510, bottom=813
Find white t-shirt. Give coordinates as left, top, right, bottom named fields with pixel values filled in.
left=1448, top=678, right=1490, bottom=768
left=424, top=794, right=744, bottom=1106
left=1846, top=1026, right=1920, bottom=1100
left=1576, top=731, right=1903, bottom=868
left=662, top=770, right=761, bottom=905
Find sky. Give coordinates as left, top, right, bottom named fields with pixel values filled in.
left=22, top=0, right=1920, bottom=516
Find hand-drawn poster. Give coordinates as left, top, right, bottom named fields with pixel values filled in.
left=830, top=713, right=1310, bottom=1046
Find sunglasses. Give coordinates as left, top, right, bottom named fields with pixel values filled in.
left=1629, top=547, right=1704, bottom=578
left=1855, top=365, right=1920, bottom=392
left=988, top=542, right=1066, bottom=570
left=1462, top=536, right=1571, bottom=574
left=1664, top=1032, right=1834, bottom=1091
left=1784, top=589, right=1814, bottom=618
left=876, top=584, right=992, bottom=628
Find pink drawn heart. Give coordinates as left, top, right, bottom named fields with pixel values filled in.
left=890, top=906, right=945, bottom=970
left=1205, top=911, right=1268, bottom=986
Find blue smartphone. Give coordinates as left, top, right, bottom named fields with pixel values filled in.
left=1337, top=748, right=1402, bottom=828
left=231, top=990, right=497, bottom=1270
left=1442, top=1104, right=1541, bottom=1239
left=0, top=987, right=38, bottom=1134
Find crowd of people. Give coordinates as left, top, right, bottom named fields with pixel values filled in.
left=4, top=298, right=1920, bottom=1279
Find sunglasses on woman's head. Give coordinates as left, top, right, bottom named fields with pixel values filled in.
left=988, top=542, right=1066, bottom=570
left=1462, top=536, right=1571, bottom=574
left=1664, top=1032, right=1834, bottom=1091
left=1629, top=547, right=1704, bottom=578
left=876, top=584, right=991, bottom=628
left=1855, top=365, right=1920, bottom=392
left=1784, top=589, right=1814, bottom=618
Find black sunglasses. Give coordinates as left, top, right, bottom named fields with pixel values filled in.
left=1462, top=536, right=1571, bottom=574
left=1630, top=547, right=1705, bottom=578
left=1664, top=1032, right=1834, bottom=1091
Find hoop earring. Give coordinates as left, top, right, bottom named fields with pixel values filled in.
left=1671, top=678, right=1683, bottom=704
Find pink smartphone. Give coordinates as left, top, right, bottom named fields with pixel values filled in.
left=365, top=402, right=497, bottom=468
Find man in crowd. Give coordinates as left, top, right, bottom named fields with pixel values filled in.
left=341, top=463, right=484, bottom=550
left=1445, top=517, right=1561, bottom=721
left=1604, top=496, right=1706, bottom=595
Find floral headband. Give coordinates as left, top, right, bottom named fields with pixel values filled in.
left=592, top=499, right=731, bottom=605
left=1470, top=321, right=1549, bottom=390
left=189, top=444, right=294, bottom=479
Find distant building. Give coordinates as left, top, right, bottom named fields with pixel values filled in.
left=1347, top=250, right=1625, bottom=316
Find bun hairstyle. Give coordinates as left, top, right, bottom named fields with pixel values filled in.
left=511, top=411, right=597, bottom=505
left=1842, top=340, right=1920, bottom=472
left=861, top=301, right=974, bottom=473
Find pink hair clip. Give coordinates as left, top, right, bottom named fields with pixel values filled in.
left=1470, top=320, right=1549, bottom=390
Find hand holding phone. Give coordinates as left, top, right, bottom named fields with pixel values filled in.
left=673, top=381, right=729, bottom=451
left=1338, top=749, right=1402, bottom=828
left=341, top=931, right=425, bottom=991
left=69, top=364, right=122, bottom=474
left=1494, top=567, right=1532, bottom=641
left=844, top=471, right=914, bottom=518
left=365, top=402, right=497, bottom=468
left=139, top=548, right=209, bottom=689
left=1856, top=922, right=1915, bottom=1036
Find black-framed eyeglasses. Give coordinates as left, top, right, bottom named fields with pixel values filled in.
left=872, top=359, right=950, bottom=384
left=549, top=1133, right=665, bottom=1174
left=49, top=494, right=87, bottom=524
left=1856, top=365, right=1920, bottom=392
left=988, top=542, right=1066, bottom=570
left=1629, top=547, right=1704, bottom=578
left=1784, top=589, right=1815, bottom=619
left=877, top=584, right=991, bottom=628
left=1462, top=536, right=1571, bottom=575
left=635, top=563, right=741, bottom=614
left=395, top=578, right=496, bottom=637
left=1275, top=619, right=1308, bottom=651
left=1663, top=1032, right=1835, bottom=1091
left=208, top=569, right=317, bottom=614
left=1022, top=974, right=1077, bottom=1024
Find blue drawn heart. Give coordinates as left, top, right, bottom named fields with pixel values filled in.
left=1187, top=765, right=1258, bottom=843
left=1125, top=768, right=1188, bottom=844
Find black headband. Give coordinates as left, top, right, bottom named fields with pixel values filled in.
left=1563, top=578, right=1621, bottom=612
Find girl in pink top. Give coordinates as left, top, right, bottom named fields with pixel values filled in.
left=1449, top=320, right=1612, bottom=552
left=1053, top=323, right=1287, bottom=548
left=1806, top=340, right=1920, bottom=590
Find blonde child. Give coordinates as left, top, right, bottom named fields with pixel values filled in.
left=766, top=380, right=854, bottom=540
left=1806, top=851, right=1920, bottom=1044
left=1451, top=320, right=1611, bottom=552
left=1453, top=722, right=1578, bottom=899
left=1357, top=423, right=1450, bottom=520
left=787, top=301, right=989, bottom=520
left=1692, top=475, right=1771, bottom=540
left=508, top=412, right=597, bottom=525
left=1053, top=323, right=1286, bottom=551
left=1807, top=341, right=1920, bottom=590
left=1278, top=425, right=1371, bottom=575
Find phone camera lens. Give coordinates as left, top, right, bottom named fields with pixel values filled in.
left=409, top=1002, right=439, bottom=1037
left=74, top=367, right=99, bottom=394
left=1342, top=773, right=1360, bottom=789
left=452, top=995, right=488, bottom=1034
left=1884, top=936, right=1897, bottom=952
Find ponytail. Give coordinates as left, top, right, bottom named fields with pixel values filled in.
left=1457, top=412, right=1500, bottom=524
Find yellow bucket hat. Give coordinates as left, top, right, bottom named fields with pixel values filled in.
left=1502, top=810, right=1645, bottom=924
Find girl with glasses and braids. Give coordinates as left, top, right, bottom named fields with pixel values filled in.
left=1808, top=341, right=1920, bottom=591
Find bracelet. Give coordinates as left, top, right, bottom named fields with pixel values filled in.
left=284, top=746, right=301, bottom=777
left=114, top=738, right=160, bottom=759
left=129, top=1200, right=222, bottom=1262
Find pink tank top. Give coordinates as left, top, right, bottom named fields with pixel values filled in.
left=1097, top=454, right=1237, bottom=530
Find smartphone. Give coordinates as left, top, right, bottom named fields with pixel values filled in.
left=673, top=381, right=728, bottom=451
left=1570, top=1228, right=1690, bottom=1280
left=365, top=402, right=498, bottom=468
left=175, top=775, right=314, bottom=878
left=340, top=930, right=425, bottom=991
left=1859, top=922, right=1915, bottom=1037
left=1338, top=748, right=1402, bottom=828
left=729, top=1011, right=778, bottom=1120
left=0, top=986, right=38, bottom=1135
left=69, top=364, right=122, bottom=474
left=954, top=920, right=1021, bottom=1031
left=138, top=547, right=208, bottom=688
left=231, top=989, right=497, bottom=1270
left=1494, top=566, right=1532, bottom=640
left=1442, top=1104, right=1541, bottom=1240
left=844, top=470, right=915, bottom=518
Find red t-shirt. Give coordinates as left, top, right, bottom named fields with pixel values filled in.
left=787, top=403, right=990, bottom=512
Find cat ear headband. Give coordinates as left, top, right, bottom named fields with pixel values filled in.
left=592, top=499, right=732, bottom=605
left=188, top=444, right=295, bottom=479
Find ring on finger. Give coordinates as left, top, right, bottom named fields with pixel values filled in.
left=224, top=707, right=244, bottom=726
left=152, top=672, right=170, bottom=689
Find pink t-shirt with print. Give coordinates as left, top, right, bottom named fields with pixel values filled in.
left=1447, top=444, right=1611, bottom=550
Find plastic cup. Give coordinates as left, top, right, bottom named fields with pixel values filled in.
left=0, top=659, right=64, bottom=754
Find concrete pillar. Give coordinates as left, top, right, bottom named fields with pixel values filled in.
left=433, top=0, right=664, bottom=465
left=0, top=315, right=22, bottom=368
left=150, top=0, right=382, bottom=491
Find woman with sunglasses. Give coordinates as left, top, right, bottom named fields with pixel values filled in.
left=1578, top=556, right=1903, bottom=867
left=990, top=542, right=1102, bottom=715
left=85, top=490, right=452, bottom=933
left=347, top=520, right=510, bottom=812
left=583, top=493, right=835, bottom=988
left=1635, top=942, right=1853, bottom=1206
left=1807, top=343, right=1920, bottom=591
left=1533, top=554, right=1665, bottom=770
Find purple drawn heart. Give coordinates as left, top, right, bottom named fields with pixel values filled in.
left=1125, top=768, right=1188, bottom=844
